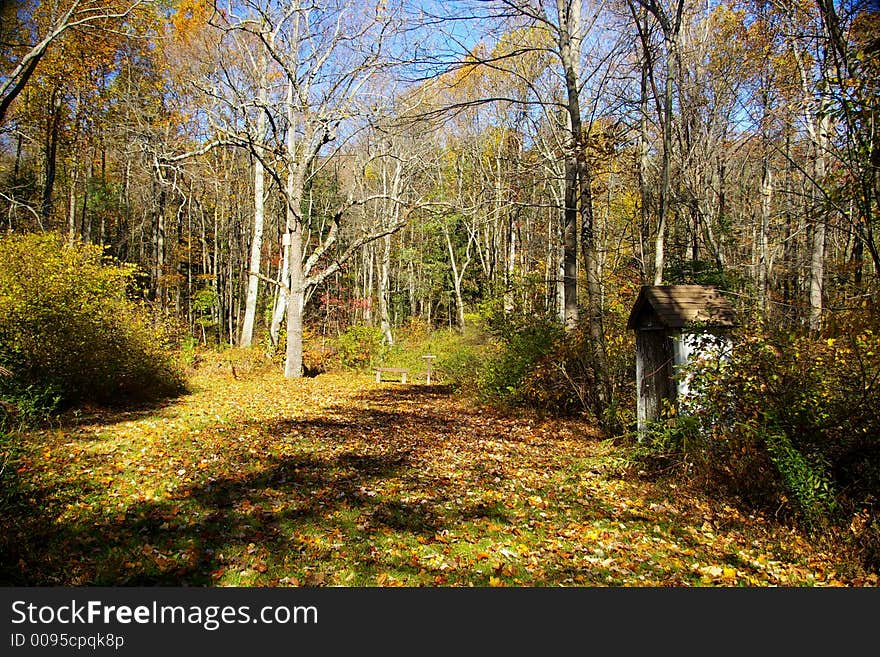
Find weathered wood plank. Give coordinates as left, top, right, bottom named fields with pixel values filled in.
left=374, top=367, right=408, bottom=384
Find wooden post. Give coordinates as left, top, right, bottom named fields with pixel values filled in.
left=422, top=354, right=436, bottom=385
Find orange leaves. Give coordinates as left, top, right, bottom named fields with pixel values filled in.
left=171, top=0, right=212, bottom=41
left=24, top=0, right=149, bottom=94
left=441, top=44, right=488, bottom=95
left=526, top=495, right=547, bottom=509
left=375, top=573, right=405, bottom=586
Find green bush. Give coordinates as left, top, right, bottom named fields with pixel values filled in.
left=435, top=342, right=485, bottom=391
left=765, top=432, right=837, bottom=527
left=0, top=232, right=187, bottom=415
left=472, top=308, right=635, bottom=429
left=0, top=383, right=61, bottom=429
left=334, top=325, right=386, bottom=370
left=408, top=322, right=489, bottom=389
left=478, top=313, right=564, bottom=406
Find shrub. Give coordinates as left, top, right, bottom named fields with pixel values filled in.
left=334, top=325, right=386, bottom=370
left=519, top=324, right=635, bottom=429
left=651, top=317, right=880, bottom=567
left=0, top=427, right=23, bottom=504
left=478, top=313, right=564, bottom=406
left=435, top=342, right=485, bottom=391
left=0, top=232, right=187, bottom=414
left=472, top=308, right=635, bottom=429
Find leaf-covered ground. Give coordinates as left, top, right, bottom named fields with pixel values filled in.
left=1, top=366, right=874, bottom=587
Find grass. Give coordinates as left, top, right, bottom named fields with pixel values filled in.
left=0, top=362, right=873, bottom=587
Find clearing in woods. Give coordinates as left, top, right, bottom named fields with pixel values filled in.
left=0, top=366, right=869, bottom=587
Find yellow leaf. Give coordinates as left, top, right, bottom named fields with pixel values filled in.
left=702, top=565, right=723, bottom=578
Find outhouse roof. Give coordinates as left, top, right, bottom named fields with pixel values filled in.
left=626, top=285, right=736, bottom=331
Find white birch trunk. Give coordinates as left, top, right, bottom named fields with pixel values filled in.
left=379, top=233, right=393, bottom=345
left=269, top=236, right=290, bottom=347
left=240, top=59, right=268, bottom=348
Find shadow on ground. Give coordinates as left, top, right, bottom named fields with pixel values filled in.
left=0, top=382, right=552, bottom=585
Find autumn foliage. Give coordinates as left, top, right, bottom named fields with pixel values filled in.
left=644, top=318, right=880, bottom=570
left=2, top=367, right=873, bottom=586
left=0, top=232, right=186, bottom=420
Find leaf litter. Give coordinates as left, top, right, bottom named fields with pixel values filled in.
left=1, top=369, right=873, bottom=587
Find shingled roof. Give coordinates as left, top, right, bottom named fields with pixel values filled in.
left=627, top=285, right=736, bottom=331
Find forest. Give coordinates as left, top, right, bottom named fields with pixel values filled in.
left=0, top=0, right=878, bottom=586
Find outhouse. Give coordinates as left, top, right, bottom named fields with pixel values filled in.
left=627, top=285, right=736, bottom=438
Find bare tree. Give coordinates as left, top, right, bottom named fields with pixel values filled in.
left=209, top=0, right=418, bottom=376
left=240, top=52, right=269, bottom=348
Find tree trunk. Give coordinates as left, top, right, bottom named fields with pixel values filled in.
left=240, top=153, right=265, bottom=347
left=497, top=152, right=516, bottom=314
left=758, top=158, right=772, bottom=317
left=578, top=133, right=610, bottom=415
left=152, top=185, right=166, bottom=307
left=240, top=61, right=268, bottom=348
left=809, top=113, right=830, bottom=331
left=270, top=233, right=290, bottom=347
left=67, top=155, right=78, bottom=245
left=283, top=80, right=305, bottom=378
left=444, top=225, right=468, bottom=333
left=364, top=242, right=374, bottom=325
left=653, top=35, right=676, bottom=286
left=379, top=233, right=393, bottom=344
left=81, top=161, right=90, bottom=244
left=284, top=223, right=305, bottom=378
left=556, top=0, right=611, bottom=418
left=638, top=51, right=651, bottom=282
left=41, top=87, right=61, bottom=228
left=557, top=0, right=582, bottom=330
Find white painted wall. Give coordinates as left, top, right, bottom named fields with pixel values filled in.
left=674, top=332, right=732, bottom=412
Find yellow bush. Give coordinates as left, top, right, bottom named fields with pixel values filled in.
left=0, top=232, right=186, bottom=413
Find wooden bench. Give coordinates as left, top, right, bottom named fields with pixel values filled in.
left=374, top=367, right=409, bottom=384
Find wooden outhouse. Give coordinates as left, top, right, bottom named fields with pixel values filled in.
left=627, top=285, right=736, bottom=438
